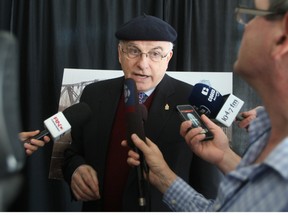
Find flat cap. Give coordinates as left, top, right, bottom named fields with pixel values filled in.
left=115, top=14, right=177, bottom=42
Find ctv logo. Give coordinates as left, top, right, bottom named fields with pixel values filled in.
left=53, top=116, right=64, bottom=130
left=201, top=87, right=209, bottom=96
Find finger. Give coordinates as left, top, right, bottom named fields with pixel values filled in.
left=22, top=130, right=40, bottom=140
left=24, top=143, right=38, bottom=152
left=87, top=169, right=100, bottom=199
left=71, top=180, right=94, bottom=201
left=127, top=156, right=141, bottom=167
left=238, top=114, right=256, bottom=129
left=201, top=114, right=217, bottom=129
left=130, top=134, right=148, bottom=151
left=145, top=137, right=156, bottom=148
left=128, top=149, right=140, bottom=159
left=71, top=180, right=84, bottom=200
left=30, top=139, right=45, bottom=147
left=184, top=127, right=205, bottom=144
left=25, top=149, right=33, bottom=156
left=121, top=139, right=128, bottom=148
left=77, top=166, right=100, bottom=199
left=238, top=119, right=250, bottom=129
left=43, top=136, right=51, bottom=143
left=18, top=132, right=26, bottom=142
left=189, top=132, right=206, bottom=145
left=180, top=121, right=193, bottom=137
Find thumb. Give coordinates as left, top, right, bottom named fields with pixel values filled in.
left=131, top=134, right=147, bottom=151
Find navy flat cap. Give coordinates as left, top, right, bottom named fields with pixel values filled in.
left=115, top=14, right=177, bottom=42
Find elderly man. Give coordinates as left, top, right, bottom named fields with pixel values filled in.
left=62, top=14, right=222, bottom=211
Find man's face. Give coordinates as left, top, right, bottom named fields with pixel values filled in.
left=234, top=0, right=275, bottom=80
left=118, top=41, right=173, bottom=92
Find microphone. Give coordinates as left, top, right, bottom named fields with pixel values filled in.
left=188, top=83, right=244, bottom=127
left=25, top=102, right=92, bottom=142
left=123, top=78, right=147, bottom=208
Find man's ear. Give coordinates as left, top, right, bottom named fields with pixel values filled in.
left=272, top=12, right=288, bottom=59
left=118, top=44, right=122, bottom=63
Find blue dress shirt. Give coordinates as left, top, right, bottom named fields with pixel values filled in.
left=163, top=107, right=288, bottom=211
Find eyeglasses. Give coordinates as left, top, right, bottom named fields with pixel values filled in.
left=235, top=7, right=285, bottom=25
left=121, top=47, right=171, bottom=62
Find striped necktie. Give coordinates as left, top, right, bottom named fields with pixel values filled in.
left=138, top=92, right=148, bottom=104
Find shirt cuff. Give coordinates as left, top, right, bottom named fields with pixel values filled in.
left=163, top=177, right=213, bottom=212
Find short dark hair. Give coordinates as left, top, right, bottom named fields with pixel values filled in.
left=265, top=0, right=288, bottom=21
left=269, top=0, right=288, bottom=12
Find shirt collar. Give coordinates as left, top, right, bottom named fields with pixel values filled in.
left=142, top=88, right=155, bottom=97
left=237, top=108, right=288, bottom=180
left=264, top=137, right=288, bottom=180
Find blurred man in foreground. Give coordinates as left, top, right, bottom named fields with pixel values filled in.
left=125, top=0, right=288, bottom=211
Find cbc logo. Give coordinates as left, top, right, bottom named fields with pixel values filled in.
left=201, top=87, right=209, bottom=96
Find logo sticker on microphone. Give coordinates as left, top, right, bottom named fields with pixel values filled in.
left=123, top=80, right=137, bottom=112
left=44, top=112, right=71, bottom=140
left=52, top=116, right=63, bottom=130
left=201, top=87, right=209, bottom=96
left=124, top=84, right=130, bottom=104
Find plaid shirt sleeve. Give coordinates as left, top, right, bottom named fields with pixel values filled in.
left=163, top=177, right=215, bottom=211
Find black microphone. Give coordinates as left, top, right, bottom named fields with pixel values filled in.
left=123, top=78, right=147, bottom=208
left=24, top=102, right=92, bottom=143
left=188, top=83, right=244, bottom=127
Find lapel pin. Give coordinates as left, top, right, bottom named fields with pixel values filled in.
left=165, top=104, right=169, bottom=110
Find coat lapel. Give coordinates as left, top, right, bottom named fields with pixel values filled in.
left=145, top=74, right=176, bottom=141
left=97, top=76, right=125, bottom=147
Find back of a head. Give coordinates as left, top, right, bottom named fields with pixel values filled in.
left=0, top=31, right=25, bottom=211
left=269, top=0, right=288, bottom=11
left=0, top=31, right=24, bottom=177
left=239, top=0, right=288, bottom=14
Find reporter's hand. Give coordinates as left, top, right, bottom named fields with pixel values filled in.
left=19, top=130, right=50, bottom=156
left=180, top=115, right=241, bottom=174
left=236, top=106, right=261, bottom=130
left=121, top=134, right=177, bottom=194
left=71, top=164, right=100, bottom=201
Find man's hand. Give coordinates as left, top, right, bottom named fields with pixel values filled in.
left=236, top=106, right=261, bottom=130
left=180, top=115, right=241, bottom=174
left=122, top=134, right=177, bottom=194
left=19, top=130, right=50, bottom=156
left=71, top=165, right=101, bottom=201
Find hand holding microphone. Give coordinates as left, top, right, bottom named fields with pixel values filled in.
left=24, top=102, right=92, bottom=144
left=236, top=106, right=262, bottom=130
left=20, top=130, right=50, bottom=156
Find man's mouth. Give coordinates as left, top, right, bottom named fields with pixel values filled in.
left=134, top=73, right=150, bottom=79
